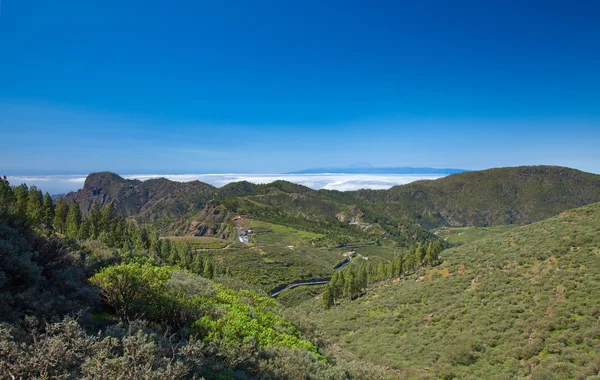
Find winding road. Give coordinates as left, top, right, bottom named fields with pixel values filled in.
left=269, top=256, right=352, bottom=297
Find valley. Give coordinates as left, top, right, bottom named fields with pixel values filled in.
left=2, top=165, right=600, bottom=379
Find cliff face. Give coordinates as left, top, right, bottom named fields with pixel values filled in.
left=63, top=172, right=216, bottom=221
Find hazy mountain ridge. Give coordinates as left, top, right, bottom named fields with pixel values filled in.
left=352, top=165, right=600, bottom=228
left=63, top=171, right=217, bottom=220
left=60, top=166, right=600, bottom=239
left=289, top=166, right=468, bottom=174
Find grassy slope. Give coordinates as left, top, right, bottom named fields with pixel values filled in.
left=353, top=166, right=600, bottom=228
left=433, top=225, right=517, bottom=245
left=300, top=202, right=600, bottom=379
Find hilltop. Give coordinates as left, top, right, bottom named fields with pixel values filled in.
left=353, top=165, right=600, bottom=228
left=63, top=172, right=217, bottom=220
left=300, top=201, right=600, bottom=379
left=59, top=166, right=600, bottom=243
left=289, top=166, right=468, bottom=174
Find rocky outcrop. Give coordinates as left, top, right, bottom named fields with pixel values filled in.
left=62, top=172, right=216, bottom=221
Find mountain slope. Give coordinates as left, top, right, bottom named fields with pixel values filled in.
left=303, top=202, right=600, bottom=379
left=289, top=166, right=468, bottom=174
left=61, top=166, right=600, bottom=241
left=353, top=166, right=600, bottom=228
left=64, top=172, right=217, bottom=220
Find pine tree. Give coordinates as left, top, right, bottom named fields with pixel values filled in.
left=26, top=185, right=44, bottom=225
left=424, top=242, right=434, bottom=265
left=376, top=261, right=386, bottom=281
left=114, top=217, right=127, bottom=247
left=343, top=269, right=355, bottom=298
left=190, top=254, right=203, bottom=273
left=42, top=192, right=55, bottom=230
left=89, top=201, right=101, bottom=239
left=0, top=176, right=13, bottom=219
left=358, top=265, right=368, bottom=291
left=203, top=259, right=214, bottom=279
left=367, top=262, right=377, bottom=283
left=415, top=243, right=425, bottom=264
left=79, top=217, right=91, bottom=240
left=135, top=227, right=150, bottom=250
left=335, top=270, right=346, bottom=298
left=161, top=239, right=173, bottom=262
left=322, top=284, right=334, bottom=309
left=149, top=231, right=162, bottom=255
left=13, top=184, right=29, bottom=217
left=178, top=244, right=192, bottom=268
left=430, top=240, right=442, bottom=265
left=53, top=198, right=69, bottom=234
left=65, top=201, right=82, bottom=238
left=100, top=203, right=115, bottom=234
left=403, top=250, right=417, bottom=273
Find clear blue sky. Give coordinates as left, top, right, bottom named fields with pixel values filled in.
left=1, top=0, right=599, bottom=174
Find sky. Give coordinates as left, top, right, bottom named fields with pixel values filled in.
left=1, top=0, right=599, bottom=176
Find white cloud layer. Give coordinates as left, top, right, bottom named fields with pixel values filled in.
left=6, top=173, right=445, bottom=195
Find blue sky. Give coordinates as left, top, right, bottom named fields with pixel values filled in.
left=1, top=0, right=599, bottom=175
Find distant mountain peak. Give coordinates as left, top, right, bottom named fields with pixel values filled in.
left=288, top=166, right=468, bottom=175
left=346, top=162, right=375, bottom=169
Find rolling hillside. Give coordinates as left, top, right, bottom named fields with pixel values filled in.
left=300, top=202, right=600, bottom=379
left=61, top=166, right=600, bottom=244
left=353, top=166, right=600, bottom=228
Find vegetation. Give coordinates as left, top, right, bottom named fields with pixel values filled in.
left=301, top=202, right=600, bottom=379
left=65, top=167, right=600, bottom=242
left=323, top=241, right=443, bottom=306
left=433, top=224, right=516, bottom=245
left=0, top=176, right=389, bottom=379
left=4, top=165, right=600, bottom=379
left=353, top=165, right=600, bottom=228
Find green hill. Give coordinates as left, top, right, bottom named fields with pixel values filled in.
left=353, top=166, right=600, bottom=228
left=63, top=166, right=600, bottom=240
left=300, top=202, right=600, bottom=379
left=63, top=172, right=218, bottom=220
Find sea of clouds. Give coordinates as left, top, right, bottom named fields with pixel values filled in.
left=6, top=173, right=445, bottom=195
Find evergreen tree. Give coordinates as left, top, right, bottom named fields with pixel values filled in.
left=367, top=262, right=377, bottom=283
left=203, top=259, right=214, bottom=279
left=333, top=270, right=345, bottom=299
left=99, top=230, right=116, bottom=247
left=177, top=244, right=192, bottom=268
left=100, top=203, right=115, bottom=233
left=322, top=284, right=334, bottom=309
left=42, top=192, right=55, bottom=229
left=415, top=243, right=425, bottom=264
left=13, top=184, right=28, bottom=217
left=79, top=217, right=91, bottom=240
left=191, top=254, right=203, bottom=273
left=424, top=242, right=434, bottom=265
left=26, top=185, right=44, bottom=225
left=343, top=269, right=355, bottom=298
left=114, top=217, right=127, bottom=247
left=403, top=250, right=417, bottom=273
left=430, top=240, right=442, bottom=265
left=53, top=198, right=69, bottom=234
left=135, top=227, right=150, bottom=250
left=149, top=231, right=162, bottom=255
left=89, top=201, right=101, bottom=239
left=358, top=265, right=368, bottom=291
left=376, top=261, right=386, bottom=281
left=66, top=201, right=82, bottom=238
left=0, top=176, right=13, bottom=220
